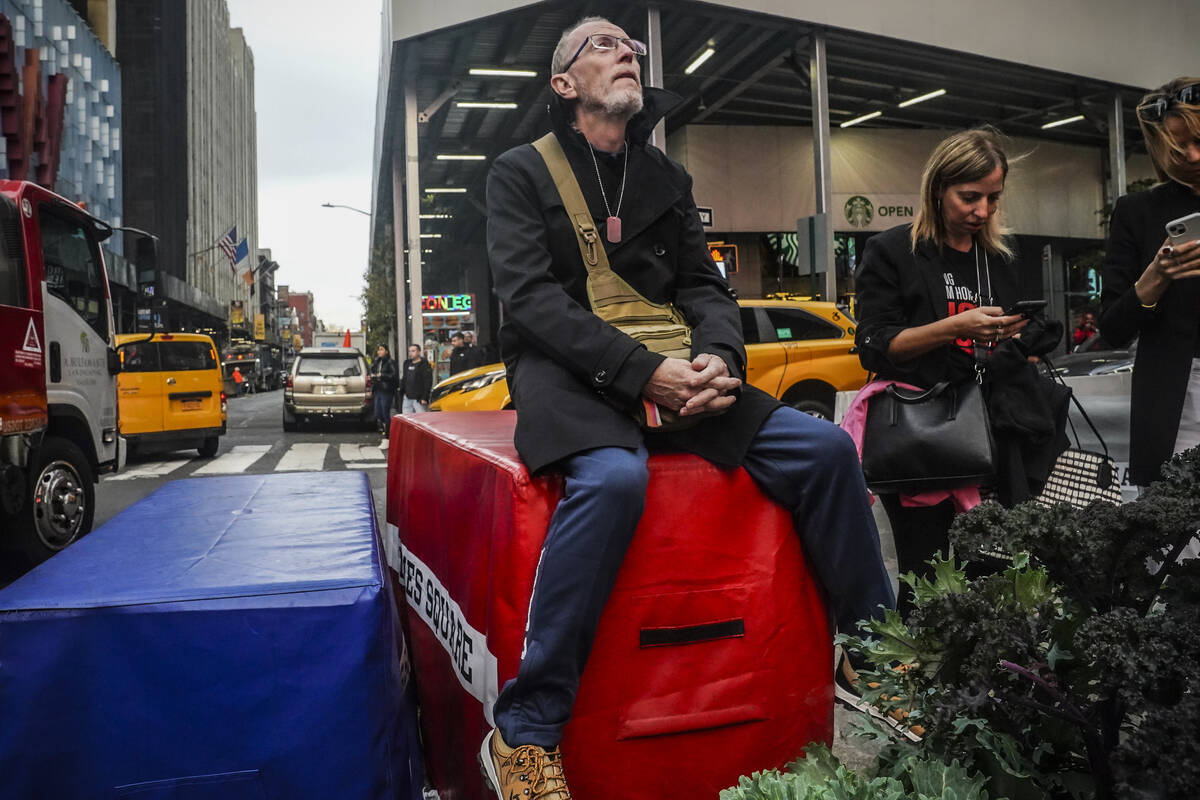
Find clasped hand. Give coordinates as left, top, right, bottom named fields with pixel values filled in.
left=643, top=353, right=741, bottom=415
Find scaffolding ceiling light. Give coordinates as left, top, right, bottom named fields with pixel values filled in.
left=684, top=47, right=715, bottom=75
left=424, top=187, right=467, bottom=193
left=456, top=101, right=518, bottom=109
left=1041, top=114, right=1085, bottom=129
left=840, top=110, right=882, bottom=128
left=897, top=88, right=946, bottom=108
left=436, top=154, right=487, bottom=160
left=469, top=68, right=537, bottom=77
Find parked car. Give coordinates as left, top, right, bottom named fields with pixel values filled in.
left=115, top=333, right=227, bottom=458
left=430, top=300, right=867, bottom=420
left=1049, top=338, right=1137, bottom=377
left=283, top=347, right=372, bottom=430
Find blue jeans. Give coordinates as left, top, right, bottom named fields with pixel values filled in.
left=374, top=390, right=392, bottom=430
left=494, top=406, right=895, bottom=747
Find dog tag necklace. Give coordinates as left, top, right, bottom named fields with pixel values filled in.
left=587, top=138, right=628, bottom=243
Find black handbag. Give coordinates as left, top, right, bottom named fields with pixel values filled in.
left=861, top=379, right=998, bottom=493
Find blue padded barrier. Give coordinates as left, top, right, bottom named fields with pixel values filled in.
left=0, top=471, right=422, bottom=800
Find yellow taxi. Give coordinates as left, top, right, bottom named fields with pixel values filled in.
left=430, top=299, right=867, bottom=419
left=115, top=332, right=227, bottom=457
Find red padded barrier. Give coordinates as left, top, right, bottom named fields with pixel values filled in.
left=385, top=411, right=832, bottom=800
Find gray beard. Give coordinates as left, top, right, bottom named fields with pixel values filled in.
left=579, top=84, right=643, bottom=120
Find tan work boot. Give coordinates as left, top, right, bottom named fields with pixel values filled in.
left=479, top=728, right=572, bottom=800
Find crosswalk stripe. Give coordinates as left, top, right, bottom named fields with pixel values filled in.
left=191, top=445, right=272, bottom=475
left=107, top=459, right=191, bottom=482
left=275, top=443, right=329, bottom=472
left=103, top=442, right=388, bottom=480
left=339, top=443, right=386, bottom=463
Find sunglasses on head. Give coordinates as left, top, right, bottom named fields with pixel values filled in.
left=563, top=33, right=648, bottom=73
left=1136, top=81, right=1200, bottom=123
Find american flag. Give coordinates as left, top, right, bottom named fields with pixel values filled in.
left=218, top=225, right=238, bottom=271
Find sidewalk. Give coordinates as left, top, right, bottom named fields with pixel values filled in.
left=831, top=499, right=898, bottom=770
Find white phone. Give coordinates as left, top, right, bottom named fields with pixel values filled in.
left=1165, top=212, right=1200, bottom=247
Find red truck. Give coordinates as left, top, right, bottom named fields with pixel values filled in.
left=0, top=181, right=122, bottom=564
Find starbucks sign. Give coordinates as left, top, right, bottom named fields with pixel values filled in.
left=844, top=196, right=873, bottom=228
left=834, top=194, right=919, bottom=232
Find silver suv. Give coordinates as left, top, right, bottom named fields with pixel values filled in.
left=283, top=347, right=372, bottom=431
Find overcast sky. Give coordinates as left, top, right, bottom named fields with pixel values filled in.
left=227, top=0, right=381, bottom=332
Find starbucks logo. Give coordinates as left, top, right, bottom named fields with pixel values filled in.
left=844, top=195, right=873, bottom=228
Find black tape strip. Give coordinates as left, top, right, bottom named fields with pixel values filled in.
left=639, top=618, right=745, bottom=648
left=169, top=390, right=213, bottom=400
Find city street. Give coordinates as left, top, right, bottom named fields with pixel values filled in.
left=0, top=390, right=393, bottom=590
left=96, top=389, right=391, bottom=530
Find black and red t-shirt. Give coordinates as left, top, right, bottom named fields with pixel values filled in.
left=939, top=247, right=989, bottom=356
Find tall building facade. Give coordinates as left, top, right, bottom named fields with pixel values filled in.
left=279, top=285, right=316, bottom=348
left=117, top=0, right=257, bottom=339
left=0, top=0, right=122, bottom=226
left=185, top=1, right=256, bottom=311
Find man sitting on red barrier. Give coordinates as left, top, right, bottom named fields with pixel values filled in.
left=480, top=15, right=896, bottom=799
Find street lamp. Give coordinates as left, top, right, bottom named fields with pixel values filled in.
left=320, top=202, right=371, bottom=217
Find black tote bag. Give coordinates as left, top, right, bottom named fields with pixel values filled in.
left=861, top=380, right=998, bottom=493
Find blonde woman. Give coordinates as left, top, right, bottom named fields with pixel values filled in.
left=1100, top=77, right=1200, bottom=487
left=851, top=128, right=1064, bottom=615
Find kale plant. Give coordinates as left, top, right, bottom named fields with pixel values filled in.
left=840, top=447, right=1200, bottom=800
left=719, top=743, right=994, bottom=800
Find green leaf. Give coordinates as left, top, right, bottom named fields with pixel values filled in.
left=905, top=757, right=993, bottom=800
left=907, top=555, right=970, bottom=606
left=860, top=610, right=928, bottom=665
left=1045, top=641, right=1073, bottom=670
left=1004, top=562, right=1053, bottom=607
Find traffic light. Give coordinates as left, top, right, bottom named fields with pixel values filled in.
left=708, top=243, right=738, bottom=275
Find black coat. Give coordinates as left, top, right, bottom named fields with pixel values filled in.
left=372, top=355, right=397, bottom=394
left=449, top=346, right=473, bottom=376
left=485, top=88, right=778, bottom=474
left=1099, top=180, right=1200, bottom=485
left=399, top=357, right=433, bottom=402
left=854, top=224, right=1021, bottom=387
left=855, top=224, right=1067, bottom=501
left=465, top=344, right=485, bottom=369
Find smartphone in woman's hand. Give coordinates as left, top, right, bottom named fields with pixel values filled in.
left=1004, top=299, right=1048, bottom=317
left=1166, top=212, right=1200, bottom=248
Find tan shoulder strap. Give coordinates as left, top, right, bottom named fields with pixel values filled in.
left=532, top=132, right=607, bottom=274
left=531, top=133, right=692, bottom=362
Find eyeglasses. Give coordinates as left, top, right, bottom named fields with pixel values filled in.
left=1136, top=81, right=1200, bottom=123
left=562, top=33, right=648, bottom=73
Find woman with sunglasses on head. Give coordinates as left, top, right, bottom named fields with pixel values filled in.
left=1100, top=77, right=1200, bottom=487
left=851, top=128, right=1066, bottom=618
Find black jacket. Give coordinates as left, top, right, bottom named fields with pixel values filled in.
left=449, top=346, right=473, bottom=376
left=855, top=224, right=1067, bottom=501
left=485, top=88, right=778, bottom=473
left=1099, top=180, right=1200, bottom=485
left=371, top=355, right=397, bottom=394
left=464, top=344, right=485, bottom=369
left=399, top=357, right=433, bottom=402
left=855, top=224, right=1021, bottom=387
